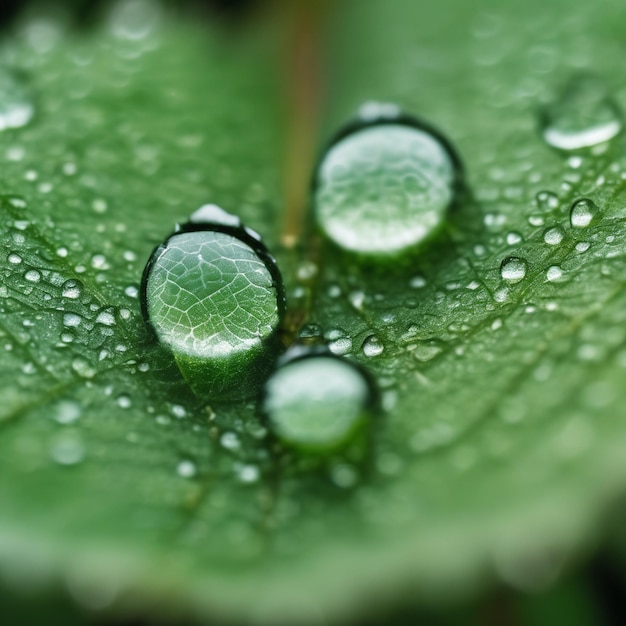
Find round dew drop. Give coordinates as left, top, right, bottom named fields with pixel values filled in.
left=500, top=256, right=527, bottom=283
left=313, top=109, right=462, bottom=258
left=141, top=206, right=285, bottom=401
left=262, top=350, right=377, bottom=453
left=541, top=75, right=622, bottom=151
left=0, top=69, right=34, bottom=131
left=570, top=198, right=598, bottom=228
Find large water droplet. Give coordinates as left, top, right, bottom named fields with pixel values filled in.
left=0, top=69, right=34, bottom=131
left=262, top=351, right=376, bottom=452
left=500, top=256, right=527, bottom=283
left=541, top=75, right=622, bottom=150
left=569, top=198, right=598, bottom=228
left=141, top=210, right=285, bottom=400
left=314, top=110, right=462, bottom=257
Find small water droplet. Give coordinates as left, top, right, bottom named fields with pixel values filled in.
left=63, top=313, right=82, bottom=327
left=314, top=111, right=462, bottom=257
left=176, top=459, right=196, bottom=478
left=8, top=252, right=22, bottom=264
left=500, top=256, right=527, bottom=283
left=51, top=400, right=82, bottom=424
left=262, top=352, right=376, bottom=452
left=24, top=269, right=41, bottom=283
left=236, top=463, right=260, bottom=484
left=575, top=241, right=591, bottom=253
left=330, top=463, right=359, bottom=489
left=412, top=339, right=444, bottom=362
left=0, top=69, right=35, bottom=131
left=541, top=75, right=622, bottom=150
left=50, top=433, right=85, bottom=466
left=116, top=393, right=132, bottom=409
left=506, top=231, right=523, bottom=245
left=124, top=285, right=139, bottom=298
left=220, top=431, right=241, bottom=451
left=362, top=335, right=384, bottom=357
left=62, top=279, right=82, bottom=299
left=546, top=265, right=564, bottom=282
left=543, top=226, right=564, bottom=245
left=409, top=274, right=427, bottom=288
left=536, top=190, right=559, bottom=211
left=569, top=198, right=598, bottom=228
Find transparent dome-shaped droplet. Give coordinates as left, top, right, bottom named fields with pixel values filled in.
left=569, top=198, right=598, bottom=228
left=0, top=69, right=34, bottom=131
left=263, top=352, right=376, bottom=452
left=543, top=226, right=564, bottom=245
left=500, top=256, right=527, bottom=283
left=362, top=335, right=384, bottom=357
left=314, top=111, right=462, bottom=257
left=536, top=190, right=559, bottom=211
left=541, top=75, right=622, bottom=150
left=141, top=213, right=285, bottom=400
left=546, top=265, right=564, bottom=282
left=24, top=269, right=41, bottom=283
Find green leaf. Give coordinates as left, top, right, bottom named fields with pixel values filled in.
left=3, top=0, right=626, bottom=623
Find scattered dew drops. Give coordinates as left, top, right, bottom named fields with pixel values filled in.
left=569, top=198, right=598, bottom=228
left=314, top=110, right=461, bottom=257
left=500, top=256, right=527, bottom=283
left=236, top=463, right=260, bottom=484
left=541, top=75, right=622, bottom=150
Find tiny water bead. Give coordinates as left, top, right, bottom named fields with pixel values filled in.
left=500, top=256, right=528, bottom=283
left=541, top=75, right=622, bottom=151
left=262, top=350, right=377, bottom=452
left=569, top=198, right=598, bottom=228
left=141, top=206, right=285, bottom=401
left=0, top=69, right=35, bottom=131
left=313, top=110, right=462, bottom=258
